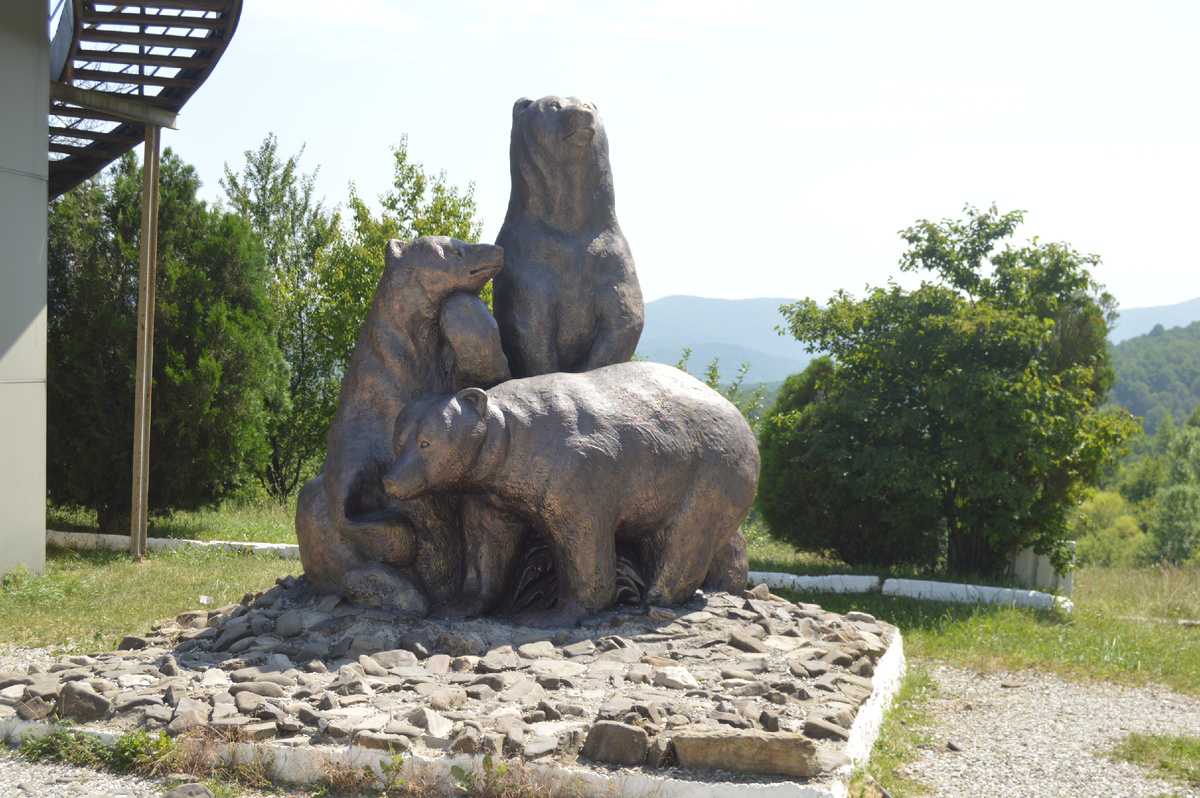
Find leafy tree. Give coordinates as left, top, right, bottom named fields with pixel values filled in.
left=1148, top=484, right=1200, bottom=564
left=1069, top=491, right=1149, bottom=567
left=769, top=204, right=1139, bottom=575
left=221, top=135, right=338, bottom=500
left=756, top=357, right=941, bottom=567
left=47, top=150, right=286, bottom=533
left=316, top=136, right=485, bottom=379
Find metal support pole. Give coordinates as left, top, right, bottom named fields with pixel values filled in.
left=130, top=124, right=161, bottom=559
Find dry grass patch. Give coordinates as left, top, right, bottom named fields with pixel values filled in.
left=1077, top=563, right=1200, bottom=621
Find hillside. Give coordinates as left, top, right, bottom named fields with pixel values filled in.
left=1108, top=321, right=1200, bottom=434
left=637, top=294, right=1200, bottom=420
left=638, top=296, right=810, bottom=383
left=1111, top=296, right=1200, bottom=344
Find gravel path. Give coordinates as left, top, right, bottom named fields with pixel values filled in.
left=5, top=643, right=1200, bottom=797
left=903, top=663, right=1200, bottom=798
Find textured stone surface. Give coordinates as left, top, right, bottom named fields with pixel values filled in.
left=580, top=721, right=649, bottom=767
left=0, top=577, right=897, bottom=790
left=59, top=681, right=111, bottom=721
left=671, top=727, right=848, bottom=779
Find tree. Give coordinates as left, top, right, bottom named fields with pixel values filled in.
left=756, top=357, right=942, bottom=567
left=316, top=136, right=485, bottom=380
left=47, top=150, right=287, bottom=533
left=1107, top=321, right=1200, bottom=435
left=221, top=135, right=338, bottom=501
left=768, top=204, right=1139, bottom=575
left=1148, top=484, right=1200, bottom=564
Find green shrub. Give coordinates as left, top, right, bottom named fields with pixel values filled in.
left=1071, top=491, right=1150, bottom=567
left=1149, top=484, right=1200, bottom=564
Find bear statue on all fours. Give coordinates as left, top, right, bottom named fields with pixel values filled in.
left=381, top=361, right=760, bottom=627
left=295, top=236, right=510, bottom=612
left=493, top=95, right=644, bottom=379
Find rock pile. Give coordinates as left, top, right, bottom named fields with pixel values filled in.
left=0, top=577, right=897, bottom=788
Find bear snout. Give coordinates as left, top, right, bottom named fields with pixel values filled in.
left=466, top=244, right=504, bottom=279
left=383, top=462, right=425, bottom=501
left=560, top=107, right=597, bottom=141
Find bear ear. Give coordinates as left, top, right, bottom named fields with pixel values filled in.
left=455, top=387, right=489, bottom=419
left=513, top=97, right=534, bottom=120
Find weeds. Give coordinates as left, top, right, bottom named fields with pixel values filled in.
left=848, top=665, right=935, bottom=798
left=452, top=753, right=508, bottom=795
left=317, top=747, right=408, bottom=797
left=1109, top=733, right=1200, bottom=789
left=19, top=724, right=175, bottom=776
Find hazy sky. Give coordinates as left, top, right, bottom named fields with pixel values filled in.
left=164, top=1, right=1198, bottom=313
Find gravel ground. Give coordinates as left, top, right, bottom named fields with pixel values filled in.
left=903, top=663, right=1200, bottom=798
left=4, top=643, right=1200, bottom=797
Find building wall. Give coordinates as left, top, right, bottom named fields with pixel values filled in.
left=0, top=1, right=49, bottom=576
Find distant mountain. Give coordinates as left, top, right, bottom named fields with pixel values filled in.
left=1111, top=296, right=1200, bottom=344
left=638, top=296, right=811, bottom=383
left=637, top=293, right=1200, bottom=398
left=1108, top=321, right=1200, bottom=435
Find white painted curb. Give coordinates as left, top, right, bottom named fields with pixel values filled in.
left=46, top=530, right=300, bottom=559
left=749, top=571, right=1072, bottom=613
left=843, top=628, right=906, bottom=769
left=881, top=578, right=1074, bottom=612
left=749, top=572, right=881, bottom=594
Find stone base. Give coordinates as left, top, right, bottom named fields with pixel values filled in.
left=0, top=577, right=906, bottom=797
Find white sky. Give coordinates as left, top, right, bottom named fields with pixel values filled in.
left=164, top=1, right=1199, bottom=311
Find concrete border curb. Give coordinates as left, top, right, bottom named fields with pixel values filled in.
left=47, top=529, right=300, bottom=559
left=748, top=571, right=1073, bottom=613
left=749, top=572, right=881, bottom=595
left=881, top=578, right=1074, bottom=612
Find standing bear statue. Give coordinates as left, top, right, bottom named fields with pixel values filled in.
left=494, top=95, right=644, bottom=378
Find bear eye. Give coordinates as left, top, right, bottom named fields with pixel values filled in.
left=548, top=100, right=561, bottom=111
left=419, top=440, right=430, bottom=448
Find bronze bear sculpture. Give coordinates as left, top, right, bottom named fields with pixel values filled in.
left=494, top=95, right=644, bottom=378
left=382, top=361, right=760, bottom=627
left=295, top=236, right=509, bottom=612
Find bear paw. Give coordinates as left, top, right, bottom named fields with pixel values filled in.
left=344, top=562, right=429, bottom=617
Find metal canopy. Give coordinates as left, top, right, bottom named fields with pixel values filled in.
left=48, top=0, right=242, bottom=199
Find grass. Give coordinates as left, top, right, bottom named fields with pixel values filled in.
left=848, top=665, right=935, bottom=798
left=1078, top=562, right=1200, bottom=620
left=1108, top=733, right=1200, bottom=791
left=0, top=544, right=298, bottom=651
left=16, top=722, right=289, bottom=797
left=783, top=582, right=1200, bottom=695
left=48, top=497, right=298, bottom=545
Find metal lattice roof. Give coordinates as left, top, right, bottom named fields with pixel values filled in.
left=48, top=0, right=242, bottom=199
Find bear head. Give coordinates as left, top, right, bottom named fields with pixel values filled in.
left=380, top=236, right=503, bottom=312
left=505, top=96, right=616, bottom=230
left=383, top=388, right=490, bottom=501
